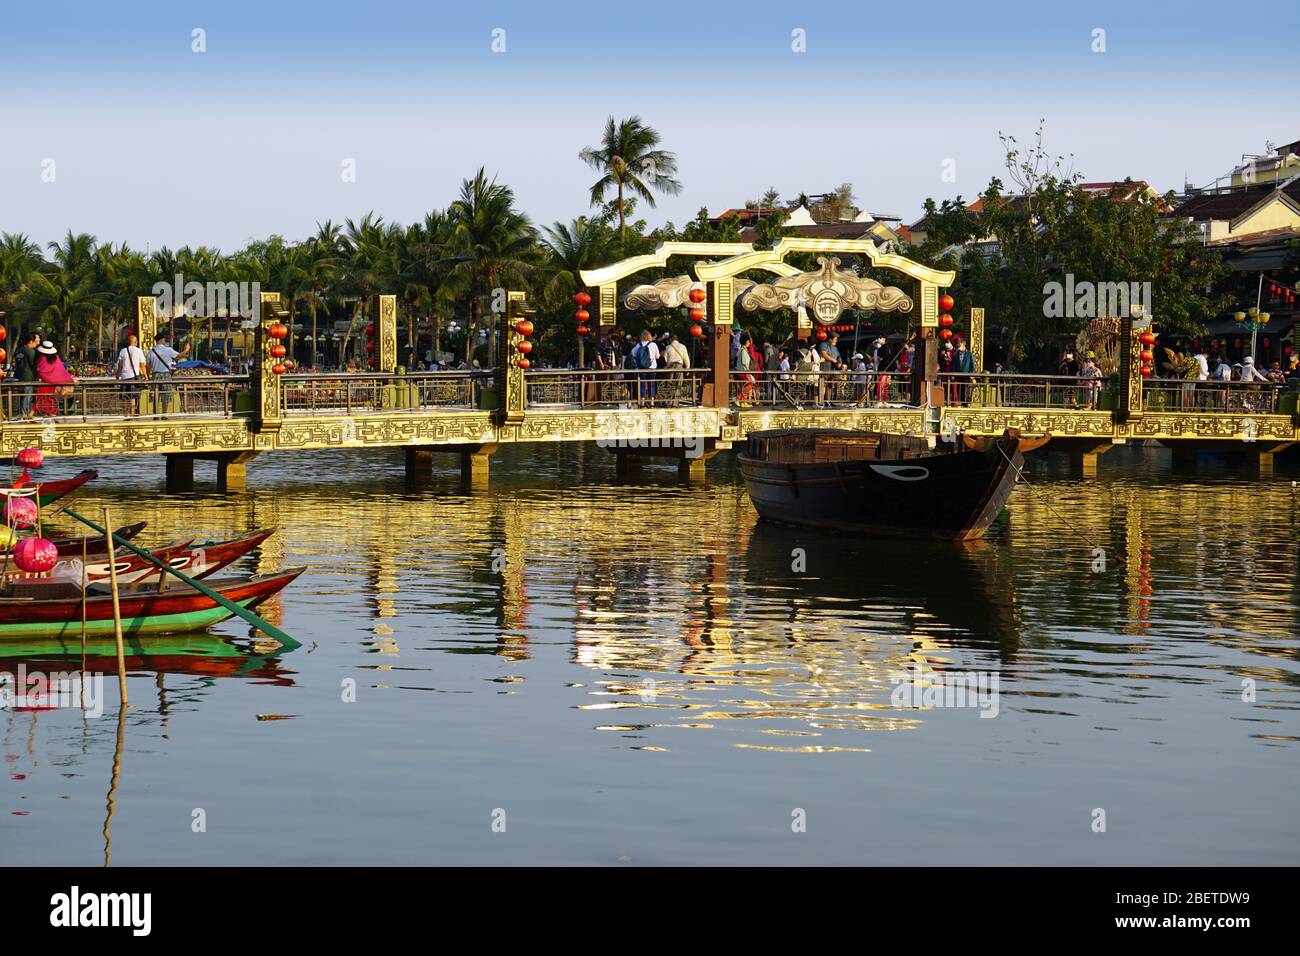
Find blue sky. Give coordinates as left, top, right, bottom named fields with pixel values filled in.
left=1, top=0, right=1295, bottom=250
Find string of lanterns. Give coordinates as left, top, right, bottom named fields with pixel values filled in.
left=5, top=449, right=57, bottom=574
left=515, top=312, right=534, bottom=370
left=937, top=293, right=957, bottom=341
left=574, top=290, right=591, bottom=338
left=1138, top=329, right=1156, bottom=378
left=267, top=320, right=289, bottom=374
left=689, top=286, right=705, bottom=338
left=0, top=324, right=7, bottom=365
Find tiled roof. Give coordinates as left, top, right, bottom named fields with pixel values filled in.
left=1171, top=179, right=1300, bottom=221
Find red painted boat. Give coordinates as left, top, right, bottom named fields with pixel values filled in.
left=0, top=568, right=305, bottom=639
left=0, top=521, right=148, bottom=559
left=6, top=540, right=194, bottom=585
left=76, top=527, right=275, bottom=585
left=11, top=468, right=99, bottom=507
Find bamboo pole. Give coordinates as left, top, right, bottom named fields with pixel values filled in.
left=80, top=535, right=88, bottom=709
left=103, top=507, right=128, bottom=707
left=62, top=507, right=299, bottom=649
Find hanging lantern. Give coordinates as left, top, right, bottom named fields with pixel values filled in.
left=272, top=362, right=287, bottom=375
left=938, top=294, right=955, bottom=312
left=365, top=342, right=375, bottom=353
left=1139, top=350, right=1153, bottom=363
left=268, top=322, right=289, bottom=341
left=517, top=340, right=533, bottom=354
left=13, top=537, right=58, bottom=574
left=0, top=326, right=7, bottom=342
left=816, top=329, right=828, bottom=341
left=690, top=324, right=704, bottom=338
left=1140, top=366, right=1153, bottom=378
left=577, top=326, right=590, bottom=336
left=1138, top=331, right=1156, bottom=346
left=517, top=357, right=531, bottom=370
left=573, top=291, right=591, bottom=307
left=364, top=323, right=375, bottom=337
left=15, top=448, right=43, bottom=469
left=3, top=496, right=37, bottom=529
left=0, top=348, right=6, bottom=364
left=939, top=328, right=953, bottom=341
left=574, top=309, right=590, bottom=323
left=939, top=314, right=953, bottom=328
left=688, top=287, right=706, bottom=304
left=514, top=320, right=534, bottom=336
left=269, top=343, right=287, bottom=359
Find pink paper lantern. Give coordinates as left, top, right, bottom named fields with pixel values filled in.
left=2, top=496, right=37, bottom=529
left=13, top=537, right=58, bottom=574
left=15, top=448, right=43, bottom=469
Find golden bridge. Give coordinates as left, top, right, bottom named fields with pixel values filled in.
left=3, top=240, right=1296, bottom=487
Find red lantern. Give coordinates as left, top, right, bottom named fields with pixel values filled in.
left=15, top=448, right=43, bottom=469
left=1140, top=366, right=1153, bottom=378
left=1139, top=350, right=1153, bottom=363
left=689, top=308, right=705, bottom=322
left=0, top=326, right=7, bottom=341
left=939, top=314, right=953, bottom=327
left=268, top=322, right=288, bottom=340
left=816, top=329, right=828, bottom=341
left=272, top=363, right=287, bottom=375
left=516, top=340, right=533, bottom=354
left=0, top=348, right=6, bottom=364
left=577, top=326, right=590, bottom=336
left=364, top=324, right=375, bottom=337
left=1262, top=338, right=1270, bottom=348
left=3, top=496, right=37, bottom=529
left=939, top=328, right=953, bottom=340
left=574, top=291, right=591, bottom=307
left=688, top=287, right=706, bottom=304
left=574, top=309, right=590, bottom=323
left=366, top=342, right=375, bottom=353
left=690, top=324, right=704, bottom=338
left=514, top=320, right=534, bottom=336
left=269, top=343, right=287, bottom=359
left=1138, top=331, right=1156, bottom=346
left=13, top=537, right=57, bottom=574
left=517, top=357, right=531, bottom=370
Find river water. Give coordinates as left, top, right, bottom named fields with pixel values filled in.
left=2, top=443, right=1298, bottom=865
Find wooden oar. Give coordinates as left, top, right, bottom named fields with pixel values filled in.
left=61, top=507, right=300, bottom=649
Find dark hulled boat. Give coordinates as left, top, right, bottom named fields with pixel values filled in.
left=738, top=428, right=1042, bottom=541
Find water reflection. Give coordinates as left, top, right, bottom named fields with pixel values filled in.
left=2, top=445, right=1298, bottom=862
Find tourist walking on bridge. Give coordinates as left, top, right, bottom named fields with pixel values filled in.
left=115, top=332, right=148, bottom=416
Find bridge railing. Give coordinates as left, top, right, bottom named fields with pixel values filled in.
left=730, top=370, right=911, bottom=407
left=279, top=371, right=491, bottom=415
left=1140, top=378, right=1287, bottom=415
left=525, top=369, right=707, bottom=408
left=939, top=372, right=1102, bottom=409
left=0, top=375, right=249, bottom=421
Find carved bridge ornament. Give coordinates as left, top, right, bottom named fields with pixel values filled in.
left=739, top=256, right=914, bottom=324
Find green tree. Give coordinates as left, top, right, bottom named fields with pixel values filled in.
left=580, top=115, right=682, bottom=242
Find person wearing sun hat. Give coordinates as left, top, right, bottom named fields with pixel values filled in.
left=33, top=340, right=75, bottom=417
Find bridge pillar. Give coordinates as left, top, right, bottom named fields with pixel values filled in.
left=1246, top=448, right=1276, bottom=478
left=1168, top=442, right=1199, bottom=470
left=458, top=444, right=496, bottom=487
left=164, top=454, right=194, bottom=492
left=404, top=446, right=434, bottom=481
left=1058, top=439, right=1113, bottom=477
left=372, top=294, right=398, bottom=373
left=215, top=451, right=257, bottom=492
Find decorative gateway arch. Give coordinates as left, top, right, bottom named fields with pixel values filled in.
left=579, top=238, right=961, bottom=406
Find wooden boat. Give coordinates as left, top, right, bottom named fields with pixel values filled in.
left=0, top=568, right=304, bottom=640
left=11, top=468, right=99, bottom=507
left=0, top=521, right=148, bottom=559
left=738, top=428, right=1046, bottom=541
left=6, top=540, right=193, bottom=585
left=76, top=527, right=275, bottom=586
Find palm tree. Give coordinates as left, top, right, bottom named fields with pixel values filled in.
left=439, top=169, right=538, bottom=364
left=339, top=213, right=394, bottom=366
left=303, top=221, right=341, bottom=367
left=0, top=234, right=44, bottom=328
left=541, top=217, right=616, bottom=367
left=580, top=115, right=682, bottom=241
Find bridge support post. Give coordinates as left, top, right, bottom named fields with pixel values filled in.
left=404, top=446, right=434, bottom=481
left=1168, top=442, right=1199, bottom=470
left=458, top=444, right=496, bottom=487
left=1060, top=439, right=1113, bottom=477
left=1246, top=448, right=1276, bottom=478
left=164, top=454, right=194, bottom=492
left=215, top=451, right=257, bottom=492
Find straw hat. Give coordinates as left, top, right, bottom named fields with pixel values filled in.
left=37, top=341, right=57, bottom=355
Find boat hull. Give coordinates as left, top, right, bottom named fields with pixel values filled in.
left=739, top=435, right=1024, bottom=540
